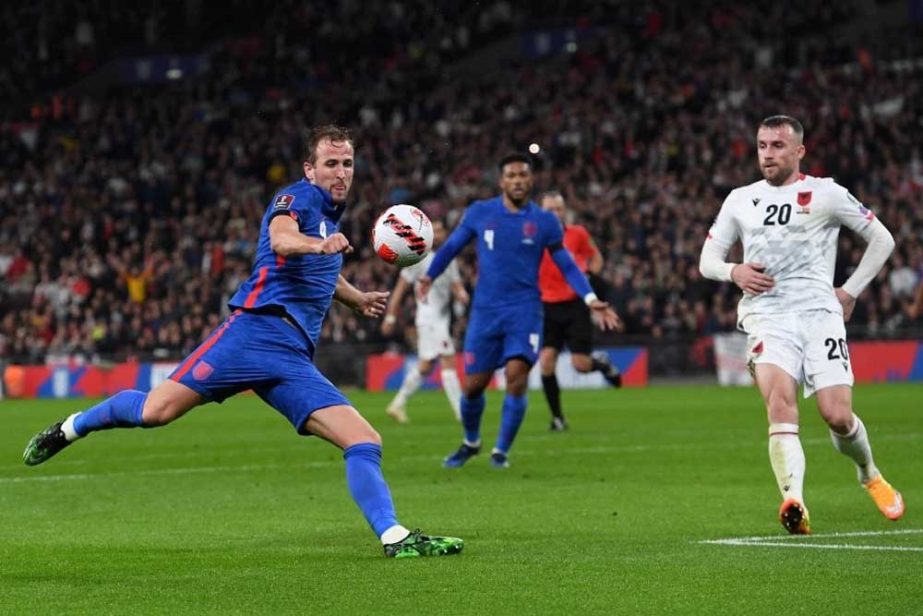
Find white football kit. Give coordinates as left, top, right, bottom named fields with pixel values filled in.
left=400, top=253, right=460, bottom=361
left=701, top=174, right=893, bottom=396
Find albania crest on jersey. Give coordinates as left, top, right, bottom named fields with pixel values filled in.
left=796, top=191, right=812, bottom=214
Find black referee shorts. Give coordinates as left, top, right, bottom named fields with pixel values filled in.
left=542, top=299, right=593, bottom=355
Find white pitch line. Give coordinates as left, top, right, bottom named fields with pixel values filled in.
left=706, top=528, right=923, bottom=542
left=703, top=540, right=923, bottom=553
left=700, top=529, right=923, bottom=553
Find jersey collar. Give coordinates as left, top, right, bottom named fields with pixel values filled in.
left=304, top=179, right=347, bottom=221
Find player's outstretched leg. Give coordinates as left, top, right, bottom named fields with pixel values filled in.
left=316, top=406, right=461, bottom=558
left=828, top=414, right=904, bottom=520
left=345, top=444, right=463, bottom=557
left=384, top=529, right=464, bottom=559
left=591, top=351, right=622, bottom=388
left=443, top=392, right=485, bottom=468
left=387, top=369, right=422, bottom=424
left=23, top=390, right=147, bottom=466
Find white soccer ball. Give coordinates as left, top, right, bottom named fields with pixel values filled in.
left=372, top=204, right=434, bottom=267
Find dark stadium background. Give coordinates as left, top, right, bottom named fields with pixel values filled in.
left=1, top=0, right=922, bottom=385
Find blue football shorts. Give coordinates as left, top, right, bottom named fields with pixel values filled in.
left=463, top=304, right=543, bottom=375
left=169, top=309, right=350, bottom=434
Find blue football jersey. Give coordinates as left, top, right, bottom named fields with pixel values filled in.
left=228, top=179, right=345, bottom=356
left=430, top=196, right=563, bottom=310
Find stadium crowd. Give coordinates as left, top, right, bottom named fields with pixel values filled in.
left=1, top=1, right=922, bottom=364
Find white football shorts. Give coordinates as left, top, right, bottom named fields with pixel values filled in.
left=740, top=309, right=854, bottom=398
left=416, top=318, right=455, bottom=361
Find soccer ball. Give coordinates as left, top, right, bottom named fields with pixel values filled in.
left=372, top=204, right=434, bottom=266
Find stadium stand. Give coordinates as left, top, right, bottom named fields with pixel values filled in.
left=1, top=1, right=921, bottom=371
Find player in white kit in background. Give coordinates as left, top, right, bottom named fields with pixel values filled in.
left=382, top=219, right=469, bottom=423
left=699, top=115, right=904, bottom=534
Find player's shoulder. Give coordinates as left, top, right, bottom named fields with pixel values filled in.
left=566, top=223, right=590, bottom=238
left=270, top=179, right=319, bottom=210
left=800, top=174, right=845, bottom=195
left=729, top=178, right=768, bottom=199
left=464, top=197, right=497, bottom=218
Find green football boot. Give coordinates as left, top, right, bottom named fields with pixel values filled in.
left=384, top=529, right=464, bottom=558
left=23, top=420, right=72, bottom=466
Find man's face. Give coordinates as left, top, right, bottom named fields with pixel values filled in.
left=756, top=124, right=804, bottom=186
left=304, top=138, right=354, bottom=202
left=499, top=161, right=532, bottom=205
left=541, top=194, right=566, bottom=225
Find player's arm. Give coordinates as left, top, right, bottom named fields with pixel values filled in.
left=334, top=275, right=389, bottom=318
left=699, top=194, right=774, bottom=294
left=548, top=245, right=621, bottom=331
left=586, top=236, right=603, bottom=275
left=834, top=193, right=895, bottom=321
left=381, top=276, right=410, bottom=335
left=583, top=233, right=609, bottom=295
left=418, top=219, right=476, bottom=300
left=269, top=215, right=352, bottom=256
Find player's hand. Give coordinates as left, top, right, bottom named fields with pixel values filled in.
left=835, top=287, right=856, bottom=322
left=416, top=276, right=432, bottom=303
left=455, top=287, right=470, bottom=306
left=731, top=262, right=774, bottom=295
left=589, top=300, right=622, bottom=331
left=381, top=315, right=396, bottom=335
left=355, top=291, right=389, bottom=317
left=319, top=233, right=353, bottom=255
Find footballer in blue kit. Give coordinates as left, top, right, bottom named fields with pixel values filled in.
left=420, top=154, right=621, bottom=469
left=22, top=125, right=463, bottom=559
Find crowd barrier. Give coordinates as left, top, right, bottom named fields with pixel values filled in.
left=365, top=347, right=648, bottom=391
left=2, top=340, right=920, bottom=399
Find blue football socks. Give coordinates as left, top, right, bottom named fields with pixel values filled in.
left=461, top=393, right=486, bottom=444
left=343, top=443, right=400, bottom=538
left=73, top=390, right=147, bottom=436
left=494, top=393, right=527, bottom=454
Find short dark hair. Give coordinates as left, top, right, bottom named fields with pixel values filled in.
left=540, top=190, right=564, bottom=204
left=759, top=115, right=804, bottom=139
left=498, top=153, right=532, bottom=173
left=304, top=125, right=353, bottom=164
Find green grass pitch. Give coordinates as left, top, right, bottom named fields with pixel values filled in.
left=1, top=384, right=921, bottom=614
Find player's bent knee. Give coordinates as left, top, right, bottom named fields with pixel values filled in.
left=571, top=354, right=592, bottom=373
left=819, top=400, right=853, bottom=432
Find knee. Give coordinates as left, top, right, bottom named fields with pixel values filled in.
left=572, top=355, right=592, bottom=373
left=820, top=401, right=853, bottom=433
left=506, top=373, right=529, bottom=395
left=538, top=354, right=555, bottom=375
left=363, top=429, right=383, bottom=447
left=765, top=391, right=797, bottom=423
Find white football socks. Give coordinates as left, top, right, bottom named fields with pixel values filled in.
left=392, top=369, right=423, bottom=407
left=380, top=524, right=411, bottom=545
left=60, top=413, right=82, bottom=442
left=768, top=423, right=806, bottom=503
left=829, top=414, right=879, bottom=483
left=441, top=368, right=462, bottom=420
